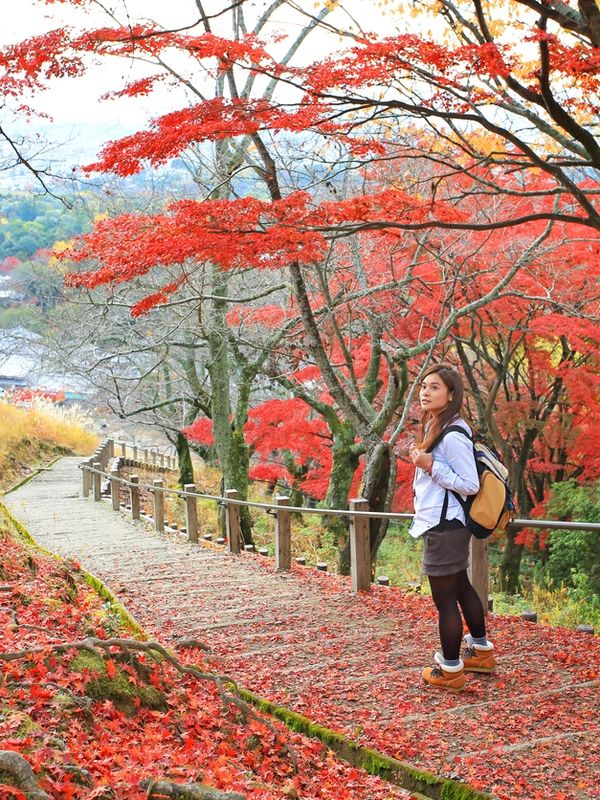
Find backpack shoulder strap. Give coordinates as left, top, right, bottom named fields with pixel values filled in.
left=426, top=424, right=472, bottom=453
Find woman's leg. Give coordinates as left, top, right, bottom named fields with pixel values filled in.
left=428, top=573, right=463, bottom=662
left=456, top=569, right=486, bottom=640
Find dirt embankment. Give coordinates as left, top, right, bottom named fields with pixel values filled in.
left=0, top=399, right=98, bottom=493
left=0, top=438, right=72, bottom=493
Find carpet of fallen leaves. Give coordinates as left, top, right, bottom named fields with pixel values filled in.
left=127, top=552, right=600, bottom=800
left=0, top=524, right=416, bottom=800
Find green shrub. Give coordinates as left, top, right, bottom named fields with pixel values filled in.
left=543, top=480, right=600, bottom=595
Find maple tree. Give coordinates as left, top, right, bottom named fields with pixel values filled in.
left=291, top=0, right=600, bottom=232
left=446, top=217, right=600, bottom=590
left=2, top=0, right=598, bottom=567
left=25, top=1, right=337, bottom=543
left=184, top=179, right=581, bottom=569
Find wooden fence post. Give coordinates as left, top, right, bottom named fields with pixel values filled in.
left=184, top=484, right=198, bottom=543
left=151, top=451, right=157, bottom=468
left=130, top=475, right=140, bottom=520
left=90, top=452, right=99, bottom=476
left=159, top=453, right=165, bottom=469
left=120, top=441, right=127, bottom=458
left=350, top=498, right=371, bottom=593
left=275, top=495, right=291, bottom=571
left=82, top=464, right=90, bottom=498
left=107, top=439, right=115, bottom=458
left=469, top=538, right=489, bottom=613
left=143, top=447, right=149, bottom=464
left=132, top=445, right=138, bottom=461
left=110, top=469, right=120, bottom=511
left=92, top=462, right=102, bottom=502
left=225, top=489, right=241, bottom=554
left=153, top=479, right=164, bottom=532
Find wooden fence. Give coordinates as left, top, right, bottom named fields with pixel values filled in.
left=81, top=439, right=600, bottom=610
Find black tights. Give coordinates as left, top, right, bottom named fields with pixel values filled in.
left=428, top=569, right=486, bottom=661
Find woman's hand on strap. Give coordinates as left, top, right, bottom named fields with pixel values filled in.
left=410, top=448, right=433, bottom=473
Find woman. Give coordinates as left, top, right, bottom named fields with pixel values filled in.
left=409, top=363, right=496, bottom=692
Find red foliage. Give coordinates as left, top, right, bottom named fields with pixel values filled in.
left=248, top=462, right=292, bottom=486
left=0, top=256, right=21, bottom=273
left=182, top=417, right=214, bottom=447
left=84, top=98, right=326, bottom=176
left=63, top=193, right=327, bottom=286
left=226, top=304, right=293, bottom=329
left=7, top=388, right=66, bottom=405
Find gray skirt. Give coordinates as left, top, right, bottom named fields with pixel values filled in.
left=422, top=523, right=471, bottom=577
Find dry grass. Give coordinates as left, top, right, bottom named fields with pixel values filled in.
left=0, top=399, right=98, bottom=491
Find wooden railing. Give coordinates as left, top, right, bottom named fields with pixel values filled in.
left=80, top=439, right=600, bottom=610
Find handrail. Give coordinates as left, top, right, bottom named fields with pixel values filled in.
left=78, top=439, right=600, bottom=612
left=80, top=462, right=600, bottom=533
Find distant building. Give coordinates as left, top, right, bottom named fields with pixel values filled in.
left=0, top=326, right=89, bottom=404
left=0, top=275, right=24, bottom=306
left=0, top=353, right=33, bottom=391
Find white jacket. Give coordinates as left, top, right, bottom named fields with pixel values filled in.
left=409, top=418, right=479, bottom=539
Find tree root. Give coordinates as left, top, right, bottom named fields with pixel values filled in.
left=141, top=778, right=246, bottom=799
left=1, top=636, right=298, bottom=771
left=2, top=603, right=52, bottom=634
left=174, top=637, right=211, bottom=652
left=0, top=750, right=51, bottom=800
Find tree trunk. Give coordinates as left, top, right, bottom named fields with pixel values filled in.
left=498, top=462, right=532, bottom=592
left=176, top=431, right=194, bottom=487
left=322, top=420, right=361, bottom=551
left=227, top=428, right=253, bottom=546
left=498, top=529, right=523, bottom=593
left=338, top=438, right=396, bottom=575
left=207, top=269, right=254, bottom=546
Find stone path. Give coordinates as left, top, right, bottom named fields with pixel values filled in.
left=5, top=457, right=600, bottom=800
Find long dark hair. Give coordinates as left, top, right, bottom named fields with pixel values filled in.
left=414, top=363, right=466, bottom=451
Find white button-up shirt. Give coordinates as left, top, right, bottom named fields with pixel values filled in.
left=409, top=418, right=480, bottom=539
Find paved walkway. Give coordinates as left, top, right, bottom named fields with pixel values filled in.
left=4, top=458, right=600, bottom=800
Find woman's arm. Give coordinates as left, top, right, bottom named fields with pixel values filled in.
left=430, top=432, right=479, bottom=495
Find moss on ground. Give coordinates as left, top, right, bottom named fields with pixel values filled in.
left=70, top=651, right=167, bottom=716
left=234, top=687, right=494, bottom=800
left=0, top=709, right=39, bottom=739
